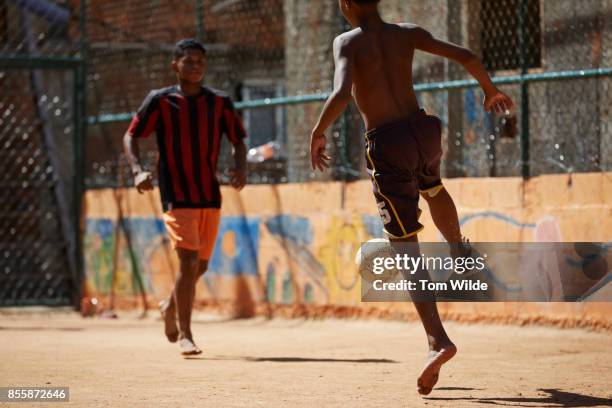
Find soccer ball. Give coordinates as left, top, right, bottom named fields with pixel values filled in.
left=355, top=238, right=398, bottom=283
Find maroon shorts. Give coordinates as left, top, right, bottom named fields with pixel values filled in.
left=365, top=109, right=443, bottom=239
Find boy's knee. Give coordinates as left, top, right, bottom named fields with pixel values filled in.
left=420, top=185, right=444, bottom=200
left=389, top=236, right=418, bottom=244
left=198, top=260, right=208, bottom=277
left=177, top=249, right=200, bottom=276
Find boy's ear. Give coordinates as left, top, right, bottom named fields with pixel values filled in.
left=171, top=59, right=178, bottom=73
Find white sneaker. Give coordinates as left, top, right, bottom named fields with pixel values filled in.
left=179, top=338, right=202, bottom=356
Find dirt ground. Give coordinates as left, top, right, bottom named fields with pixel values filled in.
left=0, top=309, right=611, bottom=408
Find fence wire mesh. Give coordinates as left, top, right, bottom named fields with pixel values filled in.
left=1, top=0, right=78, bottom=57
left=0, top=0, right=82, bottom=305
left=79, top=0, right=612, bottom=187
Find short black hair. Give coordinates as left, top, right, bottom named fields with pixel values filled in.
left=173, top=38, right=206, bottom=59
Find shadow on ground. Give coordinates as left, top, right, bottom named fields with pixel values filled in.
left=425, top=388, right=612, bottom=407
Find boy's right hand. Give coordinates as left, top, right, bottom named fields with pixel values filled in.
left=484, top=89, right=514, bottom=115
left=134, top=171, right=153, bottom=194
left=310, top=132, right=330, bottom=172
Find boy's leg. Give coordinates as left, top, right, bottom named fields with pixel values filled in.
left=163, top=209, right=219, bottom=351
left=417, top=114, right=470, bottom=255
left=390, top=235, right=457, bottom=395
left=366, top=115, right=456, bottom=394
left=173, top=248, right=200, bottom=342
left=421, top=188, right=486, bottom=284
left=189, top=259, right=209, bottom=320
left=191, top=207, right=220, bottom=309
left=160, top=258, right=207, bottom=344
left=160, top=209, right=203, bottom=351
left=420, top=187, right=462, bottom=244
left=159, top=298, right=178, bottom=343
left=197, top=260, right=209, bottom=279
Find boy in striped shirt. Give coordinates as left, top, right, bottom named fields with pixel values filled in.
left=123, top=39, right=247, bottom=356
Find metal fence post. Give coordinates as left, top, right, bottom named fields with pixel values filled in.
left=196, top=0, right=204, bottom=42
left=73, top=0, right=88, bottom=307
left=518, top=0, right=530, bottom=179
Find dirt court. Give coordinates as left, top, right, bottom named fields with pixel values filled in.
left=0, top=309, right=611, bottom=408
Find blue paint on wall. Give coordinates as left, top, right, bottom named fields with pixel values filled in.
left=208, top=216, right=260, bottom=276
left=464, top=88, right=478, bottom=125
left=264, top=215, right=327, bottom=293
left=86, top=219, right=114, bottom=240
left=459, top=212, right=536, bottom=229
left=362, top=214, right=385, bottom=239
left=265, top=215, right=313, bottom=245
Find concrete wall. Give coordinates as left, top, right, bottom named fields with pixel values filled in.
left=83, top=172, right=612, bottom=330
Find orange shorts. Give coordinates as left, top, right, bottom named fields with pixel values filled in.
left=162, top=208, right=221, bottom=260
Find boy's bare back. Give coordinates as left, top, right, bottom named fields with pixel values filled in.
left=334, top=22, right=512, bottom=132
left=339, top=23, right=424, bottom=130
left=310, top=3, right=511, bottom=172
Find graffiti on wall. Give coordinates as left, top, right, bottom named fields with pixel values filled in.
left=85, top=206, right=610, bottom=304
left=85, top=193, right=609, bottom=305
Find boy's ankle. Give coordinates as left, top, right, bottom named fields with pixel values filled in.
left=428, top=338, right=454, bottom=352
left=450, top=237, right=471, bottom=258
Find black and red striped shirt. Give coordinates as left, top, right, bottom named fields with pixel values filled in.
left=127, top=86, right=246, bottom=211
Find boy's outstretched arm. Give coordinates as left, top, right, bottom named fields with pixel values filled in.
left=410, top=25, right=513, bottom=114
left=310, top=35, right=354, bottom=172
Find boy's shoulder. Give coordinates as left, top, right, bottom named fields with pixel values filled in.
left=334, top=28, right=361, bottom=46
left=396, top=22, right=419, bottom=30
left=144, top=86, right=177, bottom=100
left=334, top=23, right=425, bottom=46
left=144, top=86, right=233, bottom=101
left=202, top=86, right=231, bottom=100
left=396, top=22, right=429, bottom=38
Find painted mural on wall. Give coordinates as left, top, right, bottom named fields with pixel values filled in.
left=84, top=202, right=611, bottom=305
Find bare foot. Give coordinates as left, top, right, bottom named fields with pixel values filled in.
left=159, top=299, right=178, bottom=343
left=417, top=343, right=457, bottom=395
left=179, top=338, right=202, bottom=356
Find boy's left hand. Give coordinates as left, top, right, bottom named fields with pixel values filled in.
left=484, top=89, right=514, bottom=115
left=229, top=168, right=246, bottom=191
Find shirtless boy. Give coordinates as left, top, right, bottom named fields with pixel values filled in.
left=310, top=0, right=513, bottom=395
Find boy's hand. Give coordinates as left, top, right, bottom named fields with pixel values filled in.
left=229, top=168, right=246, bottom=191
left=134, top=171, right=153, bottom=194
left=484, top=89, right=514, bottom=115
left=310, top=132, right=330, bottom=172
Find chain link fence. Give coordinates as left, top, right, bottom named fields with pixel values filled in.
left=81, top=0, right=611, bottom=187
left=0, top=0, right=84, bottom=305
